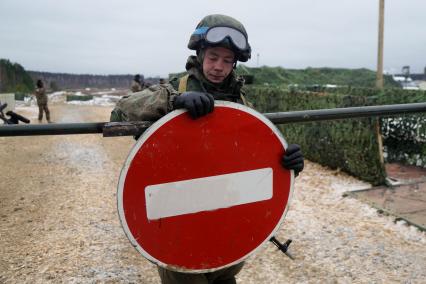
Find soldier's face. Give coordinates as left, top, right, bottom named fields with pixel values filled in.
left=202, top=47, right=235, bottom=84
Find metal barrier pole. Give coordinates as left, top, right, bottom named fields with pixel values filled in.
left=0, top=102, right=425, bottom=137
left=263, top=102, right=426, bottom=124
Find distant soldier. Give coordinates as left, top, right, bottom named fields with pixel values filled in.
left=159, top=78, right=167, bottom=85
left=131, top=74, right=144, bottom=93
left=34, top=79, right=51, bottom=123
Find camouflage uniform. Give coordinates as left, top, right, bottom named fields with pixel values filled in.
left=34, top=87, right=50, bottom=122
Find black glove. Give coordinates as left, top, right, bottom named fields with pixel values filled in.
left=282, top=144, right=304, bottom=177
left=173, top=91, right=214, bottom=119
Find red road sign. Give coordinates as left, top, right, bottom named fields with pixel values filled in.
left=118, top=101, right=294, bottom=273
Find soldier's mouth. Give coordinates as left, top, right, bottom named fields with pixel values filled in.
left=208, top=74, right=224, bottom=81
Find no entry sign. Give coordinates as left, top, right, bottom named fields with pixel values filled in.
left=117, top=101, right=294, bottom=273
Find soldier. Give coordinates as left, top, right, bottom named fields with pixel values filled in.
left=111, top=14, right=304, bottom=284
left=131, top=74, right=143, bottom=92
left=34, top=79, right=51, bottom=123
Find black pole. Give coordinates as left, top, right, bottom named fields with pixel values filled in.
left=0, top=102, right=425, bottom=137
left=264, top=102, right=426, bottom=124
left=0, top=122, right=105, bottom=137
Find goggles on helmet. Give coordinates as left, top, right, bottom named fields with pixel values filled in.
left=194, top=26, right=248, bottom=51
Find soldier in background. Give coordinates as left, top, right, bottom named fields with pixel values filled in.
left=131, top=74, right=144, bottom=92
left=34, top=79, right=51, bottom=123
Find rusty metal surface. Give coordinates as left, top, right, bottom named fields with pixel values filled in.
left=103, top=121, right=152, bottom=137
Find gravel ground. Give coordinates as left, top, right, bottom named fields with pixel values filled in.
left=0, top=103, right=425, bottom=284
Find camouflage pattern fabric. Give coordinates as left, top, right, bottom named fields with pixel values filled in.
left=110, top=83, right=178, bottom=122
left=35, top=87, right=48, bottom=105
left=34, top=87, right=50, bottom=121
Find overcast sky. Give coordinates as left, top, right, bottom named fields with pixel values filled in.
left=0, top=0, right=425, bottom=77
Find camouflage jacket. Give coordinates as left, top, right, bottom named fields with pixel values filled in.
left=35, top=87, right=48, bottom=105
left=110, top=84, right=178, bottom=122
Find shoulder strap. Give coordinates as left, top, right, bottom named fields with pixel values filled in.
left=240, top=93, right=254, bottom=108
left=178, top=74, right=189, bottom=93
left=240, top=93, right=250, bottom=107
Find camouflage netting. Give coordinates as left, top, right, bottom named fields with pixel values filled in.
left=377, top=89, right=426, bottom=168
left=244, top=86, right=426, bottom=185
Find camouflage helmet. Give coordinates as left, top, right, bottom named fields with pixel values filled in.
left=188, top=14, right=251, bottom=62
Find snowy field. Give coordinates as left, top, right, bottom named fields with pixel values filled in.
left=17, top=90, right=125, bottom=108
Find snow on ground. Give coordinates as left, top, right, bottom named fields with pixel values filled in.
left=62, top=90, right=123, bottom=107
left=15, top=91, right=123, bottom=109
left=66, top=95, right=120, bottom=107
left=49, top=91, right=68, bottom=104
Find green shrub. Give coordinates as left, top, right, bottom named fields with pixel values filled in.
left=66, top=94, right=93, bottom=101
left=14, top=92, right=28, bottom=101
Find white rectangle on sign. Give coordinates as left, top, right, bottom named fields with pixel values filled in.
left=145, top=168, right=273, bottom=220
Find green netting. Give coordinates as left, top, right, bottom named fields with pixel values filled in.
left=245, top=86, right=381, bottom=185
left=377, top=89, right=426, bottom=167
left=245, top=86, right=426, bottom=184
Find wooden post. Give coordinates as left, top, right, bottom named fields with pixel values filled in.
left=376, top=0, right=385, bottom=89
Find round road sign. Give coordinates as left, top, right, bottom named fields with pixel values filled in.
left=118, top=101, right=294, bottom=273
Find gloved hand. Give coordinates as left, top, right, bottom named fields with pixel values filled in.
left=173, top=91, right=214, bottom=119
left=282, top=144, right=304, bottom=177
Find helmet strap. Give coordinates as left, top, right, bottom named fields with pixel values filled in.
left=196, top=49, right=205, bottom=65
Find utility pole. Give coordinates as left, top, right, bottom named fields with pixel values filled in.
left=375, top=0, right=386, bottom=165
left=376, top=0, right=385, bottom=89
